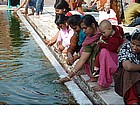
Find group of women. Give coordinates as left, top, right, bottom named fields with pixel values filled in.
left=46, top=0, right=140, bottom=104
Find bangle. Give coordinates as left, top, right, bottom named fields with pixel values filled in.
left=66, top=76, right=71, bottom=80
left=71, top=68, right=77, bottom=75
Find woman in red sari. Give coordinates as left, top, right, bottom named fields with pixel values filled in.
left=114, top=29, right=140, bottom=105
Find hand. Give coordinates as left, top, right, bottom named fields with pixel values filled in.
left=53, top=77, right=71, bottom=84
left=44, top=39, right=55, bottom=46
left=67, top=57, right=74, bottom=66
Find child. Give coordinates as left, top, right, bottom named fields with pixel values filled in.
left=44, top=0, right=71, bottom=47
left=54, top=14, right=74, bottom=55
left=92, top=20, right=124, bottom=91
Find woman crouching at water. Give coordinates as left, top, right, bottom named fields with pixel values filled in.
left=114, top=29, right=140, bottom=105
left=56, top=14, right=101, bottom=83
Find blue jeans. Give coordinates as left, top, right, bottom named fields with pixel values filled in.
left=28, top=0, right=35, bottom=9
left=29, top=0, right=35, bottom=7
left=128, top=17, right=140, bottom=27
left=35, top=0, right=44, bottom=15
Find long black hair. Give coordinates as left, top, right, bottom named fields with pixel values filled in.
left=55, top=14, right=69, bottom=26
left=67, top=15, right=82, bottom=26
left=79, top=14, right=98, bottom=28
left=54, top=0, right=70, bottom=12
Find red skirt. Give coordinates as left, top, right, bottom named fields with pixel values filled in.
left=124, top=84, right=140, bottom=105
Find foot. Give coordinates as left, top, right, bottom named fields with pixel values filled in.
left=28, top=13, right=34, bottom=16
left=86, top=77, right=98, bottom=82
left=131, top=102, right=139, bottom=105
left=34, top=14, right=40, bottom=18
left=92, top=84, right=109, bottom=91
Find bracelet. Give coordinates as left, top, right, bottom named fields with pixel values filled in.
left=71, top=68, right=77, bottom=75
left=66, top=76, right=71, bottom=80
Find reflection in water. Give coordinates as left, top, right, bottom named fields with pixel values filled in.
left=0, top=10, right=77, bottom=105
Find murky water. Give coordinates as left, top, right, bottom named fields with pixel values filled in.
left=0, top=10, right=77, bottom=105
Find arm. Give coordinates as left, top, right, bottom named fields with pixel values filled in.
left=14, top=0, right=26, bottom=12
left=24, top=0, right=31, bottom=15
left=44, top=31, right=59, bottom=46
left=106, top=38, right=124, bottom=53
left=122, top=60, right=140, bottom=71
left=67, top=34, right=78, bottom=55
left=88, top=0, right=98, bottom=8
left=58, top=51, right=91, bottom=83
left=67, top=34, right=78, bottom=65
left=70, top=51, right=90, bottom=75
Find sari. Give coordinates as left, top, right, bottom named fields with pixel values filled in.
left=81, top=31, right=101, bottom=78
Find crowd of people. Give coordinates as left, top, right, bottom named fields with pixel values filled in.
left=14, top=0, right=140, bottom=105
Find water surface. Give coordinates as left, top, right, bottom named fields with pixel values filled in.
left=0, top=10, right=77, bottom=105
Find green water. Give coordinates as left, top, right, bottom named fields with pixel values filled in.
left=0, top=10, right=77, bottom=105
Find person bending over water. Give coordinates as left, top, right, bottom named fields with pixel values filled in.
left=56, top=15, right=101, bottom=83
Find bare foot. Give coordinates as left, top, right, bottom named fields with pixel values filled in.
left=28, top=13, right=34, bottom=16
left=131, top=102, right=139, bottom=105
left=92, top=84, right=109, bottom=91
left=86, top=77, right=98, bottom=82
left=34, top=14, right=40, bottom=18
